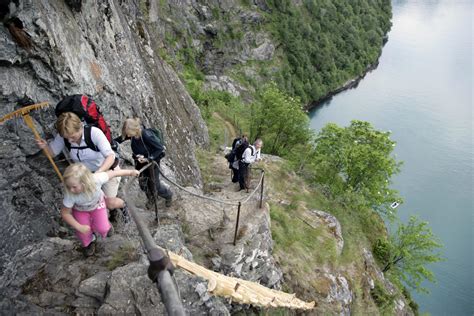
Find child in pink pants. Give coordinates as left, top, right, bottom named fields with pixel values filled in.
left=60, top=163, right=139, bottom=256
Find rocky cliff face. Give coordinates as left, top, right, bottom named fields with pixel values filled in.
left=0, top=0, right=208, bottom=266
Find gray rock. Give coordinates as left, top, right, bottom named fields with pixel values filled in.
left=78, top=271, right=111, bottom=302
left=38, top=291, right=67, bottom=307
left=1, top=0, right=208, bottom=269
left=314, top=269, right=353, bottom=315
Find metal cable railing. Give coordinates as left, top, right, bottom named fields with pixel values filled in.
left=156, top=163, right=265, bottom=206
left=119, top=159, right=266, bottom=314
left=155, top=162, right=265, bottom=245
left=123, top=162, right=185, bottom=316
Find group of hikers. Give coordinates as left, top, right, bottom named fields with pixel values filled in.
left=34, top=95, right=173, bottom=256
left=226, top=135, right=263, bottom=191
left=31, top=95, right=263, bottom=257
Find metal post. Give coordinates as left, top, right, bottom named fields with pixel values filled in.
left=233, top=202, right=242, bottom=246
left=259, top=172, right=265, bottom=209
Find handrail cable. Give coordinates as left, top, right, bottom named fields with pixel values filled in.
left=123, top=162, right=186, bottom=316
left=122, top=162, right=315, bottom=311
left=155, top=162, right=264, bottom=206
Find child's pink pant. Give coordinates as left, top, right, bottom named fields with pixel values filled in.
left=72, top=202, right=111, bottom=247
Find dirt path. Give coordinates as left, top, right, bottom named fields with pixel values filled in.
left=212, top=112, right=238, bottom=145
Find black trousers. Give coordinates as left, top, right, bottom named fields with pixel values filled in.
left=231, top=164, right=239, bottom=183
left=238, top=161, right=250, bottom=190
left=137, top=163, right=172, bottom=201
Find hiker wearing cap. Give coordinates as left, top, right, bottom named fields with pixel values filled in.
left=238, top=138, right=263, bottom=191
left=118, top=118, right=173, bottom=207
left=36, top=113, right=127, bottom=214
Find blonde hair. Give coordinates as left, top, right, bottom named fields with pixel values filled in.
left=63, top=163, right=96, bottom=197
left=56, top=112, right=82, bottom=137
left=122, top=118, right=142, bottom=139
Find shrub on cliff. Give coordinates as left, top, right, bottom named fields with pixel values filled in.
left=310, top=120, right=401, bottom=219
left=381, top=216, right=443, bottom=293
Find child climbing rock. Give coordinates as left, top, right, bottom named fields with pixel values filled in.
left=60, top=163, right=139, bottom=256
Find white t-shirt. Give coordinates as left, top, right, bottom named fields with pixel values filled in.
left=242, top=145, right=261, bottom=164
left=49, top=126, right=114, bottom=172
left=62, top=172, right=109, bottom=211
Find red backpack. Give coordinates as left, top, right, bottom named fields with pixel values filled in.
left=55, top=94, right=116, bottom=150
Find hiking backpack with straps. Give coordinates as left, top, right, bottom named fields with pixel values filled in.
left=225, top=137, right=242, bottom=163
left=143, top=126, right=166, bottom=160
left=235, top=141, right=254, bottom=161
left=55, top=94, right=117, bottom=151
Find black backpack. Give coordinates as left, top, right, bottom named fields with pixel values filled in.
left=144, top=127, right=166, bottom=161
left=235, top=141, right=252, bottom=161
left=225, top=137, right=242, bottom=163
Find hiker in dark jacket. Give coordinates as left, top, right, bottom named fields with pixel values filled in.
left=118, top=118, right=173, bottom=207
left=228, top=135, right=248, bottom=183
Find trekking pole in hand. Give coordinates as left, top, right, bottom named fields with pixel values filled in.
left=150, top=164, right=159, bottom=224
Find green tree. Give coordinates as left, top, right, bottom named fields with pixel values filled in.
left=381, top=216, right=443, bottom=293
left=311, top=120, right=401, bottom=217
left=250, top=84, right=313, bottom=157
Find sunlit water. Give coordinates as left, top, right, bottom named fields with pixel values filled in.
left=309, top=1, right=473, bottom=314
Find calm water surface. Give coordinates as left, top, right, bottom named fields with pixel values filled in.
left=309, top=1, right=472, bottom=314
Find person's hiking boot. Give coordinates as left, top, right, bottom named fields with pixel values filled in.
left=165, top=198, right=172, bottom=208
left=83, top=236, right=96, bottom=257
left=107, top=224, right=115, bottom=237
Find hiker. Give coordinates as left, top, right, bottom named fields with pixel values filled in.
left=238, top=138, right=263, bottom=191
left=227, top=135, right=248, bottom=183
left=60, top=163, right=139, bottom=256
left=35, top=112, right=128, bottom=217
left=118, top=118, right=173, bottom=207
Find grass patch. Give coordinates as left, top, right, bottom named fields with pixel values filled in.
left=270, top=202, right=337, bottom=267
left=195, top=148, right=221, bottom=190
left=107, top=243, right=139, bottom=270
left=371, top=281, right=396, bottom=313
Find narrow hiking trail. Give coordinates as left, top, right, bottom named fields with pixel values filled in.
left=212, top=112, right=238, bottom=146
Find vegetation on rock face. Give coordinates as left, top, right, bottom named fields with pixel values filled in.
left=159, top=0, right=442, bottom=312
left=371, top=280, right=396, bottom=312
left=187, top=77, right=442, bottom=305
left=248, top=83, right=312, bottom=156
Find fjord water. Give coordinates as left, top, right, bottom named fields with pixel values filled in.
left=308, top=1, right=473, bottom=314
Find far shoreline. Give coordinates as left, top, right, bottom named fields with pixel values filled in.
left=304, top=36, right=388, bottom=112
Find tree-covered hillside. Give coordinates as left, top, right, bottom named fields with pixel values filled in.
left=266, top=0, right=392, bottom=104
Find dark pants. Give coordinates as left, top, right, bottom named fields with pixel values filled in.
left=231, top=165, right=239, bottom=183
left=238, top=161, right=250, bottom=190
left=138, top=164, right=172, bottom=201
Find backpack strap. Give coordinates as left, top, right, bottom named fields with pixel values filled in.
left=64, top=125, right=99, bottom=152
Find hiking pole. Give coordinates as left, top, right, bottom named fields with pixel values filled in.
left=0, top=102, right=63, bottom=181
left=150, top=163, right=159, bottom=224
